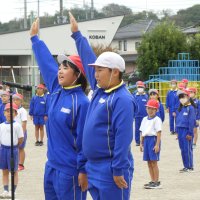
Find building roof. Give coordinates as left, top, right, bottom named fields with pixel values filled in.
left=113, top=20, right=158, bottom=40
left=182, top=27, right=200, bottom=34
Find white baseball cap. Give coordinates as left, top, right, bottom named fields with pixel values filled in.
left=88, top=52, right=125, bottom=72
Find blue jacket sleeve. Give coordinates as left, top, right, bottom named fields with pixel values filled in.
left=31, top=35, right=60, bottom=93
left=71, top=31, right=97, bottom=90
left=76, top=100, right=89, bottom=173
left=111, top=96, right=134, bottom=176
left=29, top=97, right=34, bottom=116
left=159, top=103, right=165, bottom=122
left=166, top=91, right=169, bottom=109
left=188, top=106, right=196, bottom=136
left=197, top=100, right=200, bottom=120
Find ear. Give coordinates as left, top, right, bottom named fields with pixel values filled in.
left=112, top=69, right=120, bottom=77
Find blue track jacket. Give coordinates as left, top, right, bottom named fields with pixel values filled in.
left=193, top=98, right=200, bottom=120
left=72, top=31, right=134, bottom=176
left=176, top=104, right=196, bottom=136
left=133, top=92, right=148, bottom=118
left=31, top=36, right=89, bottom=174
left=166, top=89, right=178, bottom=112
left=157, top=101, right=165, bottom=122
left=29, top=95, right=47, bottom=116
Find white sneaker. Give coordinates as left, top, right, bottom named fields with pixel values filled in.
left=0, top=190, right=11, bottom=199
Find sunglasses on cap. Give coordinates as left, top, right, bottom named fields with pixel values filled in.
left=150, top=92, right=157, bottom=96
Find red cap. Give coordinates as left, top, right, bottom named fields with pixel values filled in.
left=13, top=93, right=23, bottom=100
left=145, top=99, right=159, bottom=109
left=136, top=81, right=145, bottom=88
left=188, top=87, right=197, bottom=93
left=183, top=89, right=190, bottom=96
left=37, top=84, right=45, bottom=89
left=4, top=103, right=18, bottom=111
left=182, top=79, right=188, bottom=83
left=1, top=91, right=10, bottom=96
left=57, top=54, right=85, bottom=76
left=178, top=83, right=185, bottom=89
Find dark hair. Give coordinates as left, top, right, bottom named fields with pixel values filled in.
left=63, top=60, right=87, bottom=92
left=178, top=97, right=197, bottom=112
left=108, top=69, right=123, bottom=80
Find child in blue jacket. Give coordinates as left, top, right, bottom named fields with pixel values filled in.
left=188, top=87, right=200, bottom=148
left=148, top=89, right=165, bottom=122
left=0, top=91, right=10, bottom=123
left=70, top=12, right=134, bottom=200
left=133, top=81, right=148, bottom=146
left=29, top=84, right=47, bottom=146
left=176, top=89, right=196, bottom=172
left=30, top=18, right=89, bottom=200
left=166, top=80, right=178, bottom=134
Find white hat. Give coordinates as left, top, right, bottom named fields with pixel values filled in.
left=88, top=52, right=125, bottom=72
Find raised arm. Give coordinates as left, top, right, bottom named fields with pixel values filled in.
left=69, top=12, right=97, bottom=90
left=30, top=18, right=60, bottom=93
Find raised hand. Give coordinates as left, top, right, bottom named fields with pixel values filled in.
left=69, top=12, right=78, bottom=33
left=30, top=18, right=39, bottom=37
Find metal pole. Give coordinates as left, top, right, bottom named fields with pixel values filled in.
left=10, top=96, right=15, bottom=200
left=24, top=0, right=27, bottom=29
left=60, top=0, right=63, bottom=23
left=91, top=0, right=94, bottom=19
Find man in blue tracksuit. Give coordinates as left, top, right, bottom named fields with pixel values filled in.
left=70, top=12, right=134, bottom=200
left=176, top=89, right=196, bottom=172
left=133, top=81, right=148, bottom=145
left=30, top=19, right=89, bottom=200
left=166, top=80, right=178, bottom=134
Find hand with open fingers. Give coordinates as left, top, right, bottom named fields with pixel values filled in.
left=78, top=173, right=88, bottom=192
left=186, top=134, right=192, bottom=141
left=69, top=12, right=79, bottom=33
left=113, top=176, right=128, bottom=189
left=30, top=18, right=39, bottom=37
left=153, top=145, right=160, bottom=153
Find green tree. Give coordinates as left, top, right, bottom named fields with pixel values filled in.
left=136, top=21, right=188, bottom=80
left=188, top=33, right=200, bottom=60
left=102, top=3, right=132, bottom=17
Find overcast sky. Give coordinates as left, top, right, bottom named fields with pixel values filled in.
left=0, top=0, right=199, bottom=23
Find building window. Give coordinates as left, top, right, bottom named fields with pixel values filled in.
left=124, top=40, right=127, bottom=51
left=135, top=42, right=141, bottom=50
left=118, top=41, right=122, bottom=50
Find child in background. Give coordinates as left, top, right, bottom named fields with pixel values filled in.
left=148, top=89, right=165, bottom=122
left=0, top=91, right=10, bottom=123
left=181, top=79, right=189, bottom=89
left=0, top=103, right=24, bottom=198
left=29, top=84, right=47, bottom=146
left=13, top=93, right=28, bottom=171
left=166, top=80, right=178, bottom=134
left=133, top=81, right=148, bottom=146
left=140, top=99, right=162, bottom=189
left=188, top=87, right=200, bottom=148
left=176, top=89, right=196, bottom=172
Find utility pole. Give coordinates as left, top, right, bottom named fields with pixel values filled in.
left=24, top=0, right=27, bottom=29
left=91, top=0, right=94, bottom=19
left=59, top=0, right=63, bottom=23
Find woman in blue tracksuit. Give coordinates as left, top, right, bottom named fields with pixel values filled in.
left=133, top=81, right=148, bottom=145
left=30, top=19, right=89, bottom=200
left=188, top=87, right=200, bottom=148
left=176, top=90, right=196, bottom=172
left=148, top=89, right=165, bottom=122
left=166, top=80, right=178, bottom=134
left=70, top=12, right=134, bottom=200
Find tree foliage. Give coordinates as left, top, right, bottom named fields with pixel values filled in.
left=188, top=33, right=200, bottom=60
left=101, top=3, right=132, bottom=17
left=136, top=21, right=188, bottom=80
